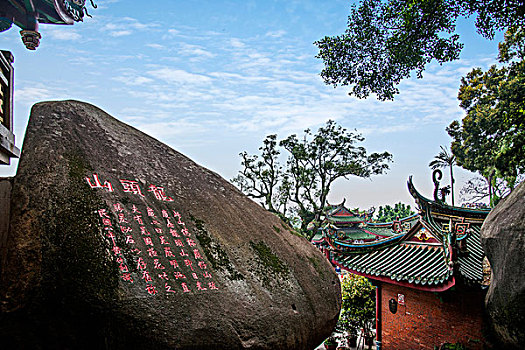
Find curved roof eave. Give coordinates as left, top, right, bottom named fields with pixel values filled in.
left=407, top=176, right=491, bottom=218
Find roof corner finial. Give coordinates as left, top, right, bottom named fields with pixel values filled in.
left=432, top=169, right=451, bottom=204
left=432, top=169, right=442, bottom=202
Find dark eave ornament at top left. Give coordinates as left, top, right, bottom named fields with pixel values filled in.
left=0, top=1, right=96, bottom=164
left=0, top=0, right=96, bottom=50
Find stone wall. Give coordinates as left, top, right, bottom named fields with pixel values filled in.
left=379, top=283, right=486, bottom=349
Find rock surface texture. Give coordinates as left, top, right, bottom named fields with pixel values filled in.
left=0, top=100, right=341, bottom=349
left=482, top=181, right=525, bottom=349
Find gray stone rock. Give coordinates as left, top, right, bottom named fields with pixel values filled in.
left=0, top=100, right=341, bottom=349
left=482, top=181, right=525, bottom=349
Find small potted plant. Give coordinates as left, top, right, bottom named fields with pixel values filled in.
left=346, top=328, right=358, bottom=348
left=324, top=335, right=338, bottom=350
left=363, top=328, right=375, bottom=349
left=336, top=274, right=376, bottom=349
left=334, top=308, right=358, bottom=348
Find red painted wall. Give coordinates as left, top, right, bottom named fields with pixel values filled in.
left=379, top=283, right=486, bottom=349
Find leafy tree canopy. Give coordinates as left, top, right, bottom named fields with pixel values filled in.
left=336, top=273, right=376, bottom=337
left=315, top=0, right=525, bottom=100
left=280, top=120, right=392, bottom=225
left=460, top=175, right=524, bottom=206
left=231, top=134, right=283, bottom=214
left=374, top=202, right=414, bottom=222
left=232, top=120, right=392, bottom=235
left=447, top=25, right=525, bottom=201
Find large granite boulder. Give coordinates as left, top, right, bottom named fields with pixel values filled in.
left=482, top=181, right=525, bottom=349
left=0, top=100, right=341, bottom=349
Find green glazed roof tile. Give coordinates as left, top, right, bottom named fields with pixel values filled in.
left=341, top=243, right=450, bottom=286
left=327, top=216, right=363, bottom=224
left=458, top=225, right=485, bottom=282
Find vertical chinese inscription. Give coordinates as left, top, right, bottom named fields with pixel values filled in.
left=87, top=173, right=219, bottom=296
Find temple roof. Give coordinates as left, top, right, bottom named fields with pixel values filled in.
left=326, top=215, right=364, bottom=224
left=311, top=232, right=324, bottom=243
left=324, top=201, right=364, bottom=224
left=407, top=175, right=490, bottom=220
left=365, top=226, right=394, bottom=236
left=335, top=242, right=452, bottom=287
left=366, top=214, right=419, bottom=236
left=333, top=226, right=377, bottom=240
left=314, top=178, right=490, bottom=291
left=457, top=225, right=484, bottom=283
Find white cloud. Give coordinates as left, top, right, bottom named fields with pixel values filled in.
left=229, top=38, right=245, bottom=48
left=178, top=43, right=215, bottom=59
left=208, top=72, right=270, bottom=83
left=360, top=124, right=415, bottom=136
left=15, top=87, right=54, bottom=104
left=135, top=120, right=205, bottom=138
left=203, top=30, right=224, bottom=36
left=113, top=74, right=154, bottom=86
left=101, top=16, right=156, bottom=37
left=265, top=30, right=286, bottom=38
left=122, top=17, right=153, bottom=30
left=103, top=23, right=118, bottom=30
left=109, top=30, right=132, bottom=37
left=45, top=28, right=81, bottom=40
left=147, top=43, right=165, bottom=49
left=147, top=67, right=212, bottom=85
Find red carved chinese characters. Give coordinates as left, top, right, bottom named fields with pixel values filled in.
left=86, top=174, right=114, bottom=192
left=146, top=284, right=158, bottom=295
left=148, top=185, right=174, bottom=202
left=96, top=207, right=132, bottom=283
left=89, top=174, right=220, bottom=296
left=120, top=179, right=144, bottom=197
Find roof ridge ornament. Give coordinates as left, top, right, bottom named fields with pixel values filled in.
left=432, top=169, right=450, bottom=204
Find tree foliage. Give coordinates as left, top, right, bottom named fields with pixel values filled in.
left=232, top=120, right=392, bottom=234
left=280, top=120, right=392, bottom=227
left=460, top=175, right=524, bottom=206
left=231, top=134, right=284, bottom=214
left=315, top=0, right=525, bottom=100
left=374, top=202, right=414, bottom=222
left=447, top=26, right=525, bottom=204
left=336, top=273, right=376, bottom=337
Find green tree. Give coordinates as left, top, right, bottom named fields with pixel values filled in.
left=375, top=202, right=414, bottom=222
left=336, top=273, right=376, bottom=343
left=429, top=145, right=457, bottom=206
left=447, top=26, right=525, bottom=205
left=231, top=134, right=283, bottom=214
left=315, top=0, right=525, bottom=100
left=279, top=120, right=392, bottom=232
left=232, top=120, right=392, bottom=235
left=460, top=175, right=524, bottom=206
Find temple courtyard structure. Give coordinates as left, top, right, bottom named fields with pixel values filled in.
left=313, top=175, right=491, bottom=349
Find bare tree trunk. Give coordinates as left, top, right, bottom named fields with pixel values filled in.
left=486, top=174, right=493, bottom=206
left=450, top=166, right=455, bottom=206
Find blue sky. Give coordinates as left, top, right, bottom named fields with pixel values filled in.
left=0, top=0, right=503, bottom=210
